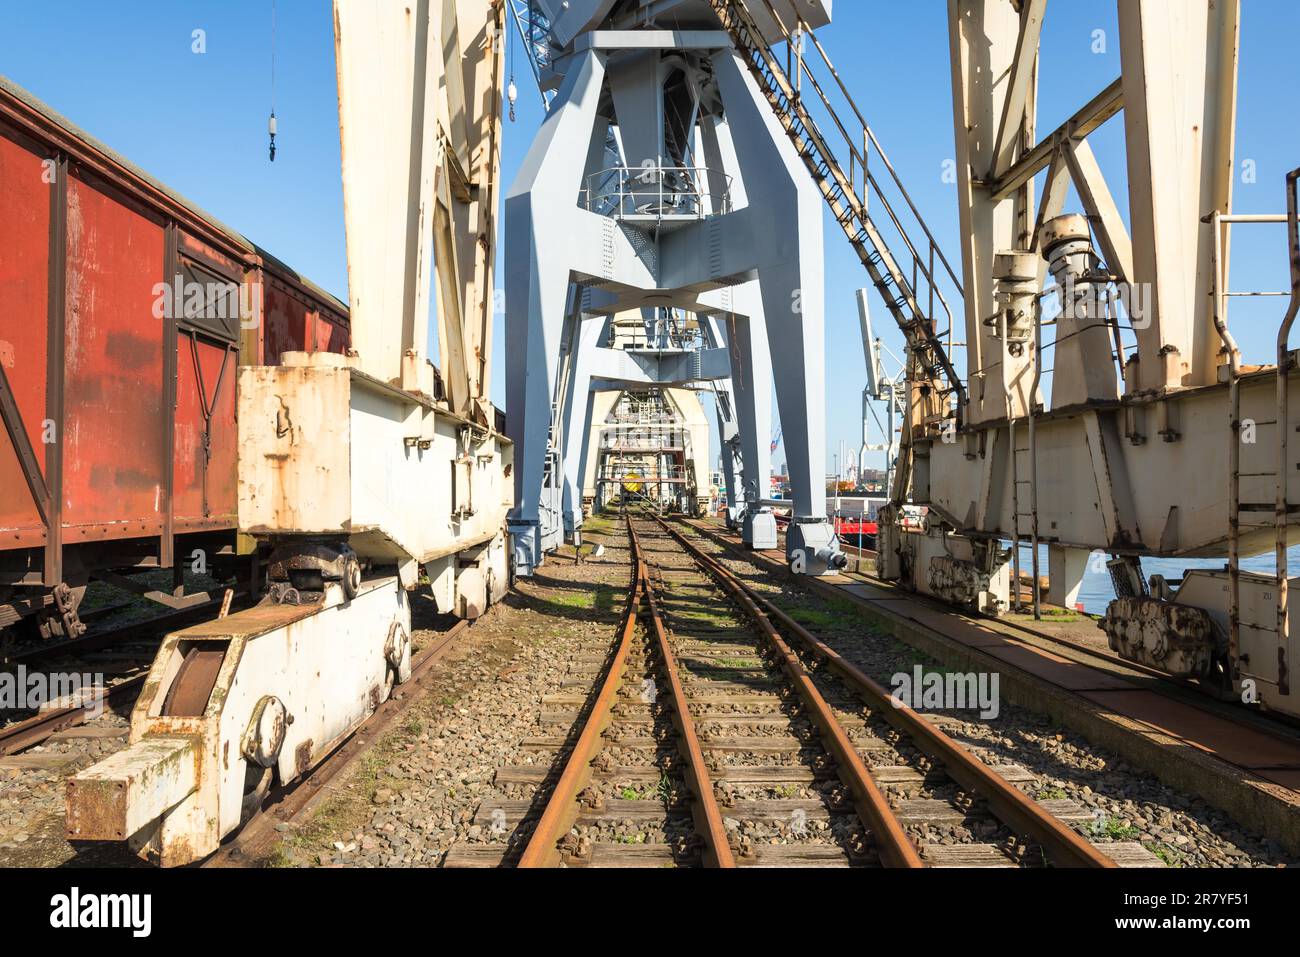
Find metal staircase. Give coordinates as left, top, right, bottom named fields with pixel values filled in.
left=707, top=0, right=967, bottom=426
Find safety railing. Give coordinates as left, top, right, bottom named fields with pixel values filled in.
left=598, top=465, right=691, bottom=484
left=601, top=429, right=691, bottom=452
left=583, top=165, right=733, bottom=220
left=707, top=0, right=967, bottom=426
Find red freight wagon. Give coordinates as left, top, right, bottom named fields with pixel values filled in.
left=0, top=76, right=350, bottom=640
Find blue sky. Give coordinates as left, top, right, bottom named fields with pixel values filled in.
left=2, top=1, right=1297, bottom=473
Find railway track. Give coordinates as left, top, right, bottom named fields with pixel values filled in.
left=468, top=511, right=1144, bottom=868
left=0, top=593, right=244, bottom=758
left=740, top=519, right=1300, bottom=774
left=764, top=517, right=1300, bottom=765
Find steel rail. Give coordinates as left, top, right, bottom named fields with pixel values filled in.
left=8, top=590, right=244, bottom=668
left=631, top=519, right=736, bottom=868
left=654, top=517, right=923, bottom=867
left=667, top=518, right=1116, bottom=868
left=518, top=516, right=647, bottom=868
left=1, top=595, right=253, bottom=757
left=0, top=674, right=145, bottom=757
left=521, top=514, right=736, bottom=867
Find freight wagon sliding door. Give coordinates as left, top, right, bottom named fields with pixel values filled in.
left=172, top=253, right=239, bottom=536
left=61, top=172, right=167, bottom=556
left=0, top=125, right=52, bottom=579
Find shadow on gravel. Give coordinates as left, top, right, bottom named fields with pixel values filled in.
left=503, top=577, right=625, bottom=625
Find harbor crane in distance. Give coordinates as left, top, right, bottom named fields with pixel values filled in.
left=856, top=288, right=905, bottom=498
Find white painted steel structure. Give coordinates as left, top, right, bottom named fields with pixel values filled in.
left=67, top=0, right=514, bottom=863
left=875, top=0, right=1300, bottom=719
left=505, top=0, right=845, bottom=577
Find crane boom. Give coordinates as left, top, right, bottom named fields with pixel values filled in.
left=334, top=0, right=503, bottom=421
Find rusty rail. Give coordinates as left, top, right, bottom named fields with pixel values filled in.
left=657, top=516, right=1116, bottom=868
left=519, top=514, right=737, bottom=867
left=633, top=520, right=736, bottom=868
left=1, top=595, right=252, bottom=757
left=0, top=674, right=145, bottom=757
left=654, top=518, right=922, bottom=867
left=517, top=518, right=647, bottom=868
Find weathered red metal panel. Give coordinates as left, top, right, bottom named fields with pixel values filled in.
left=178, top=231, right=240, bottom=271
left=318, top=314, right=350, bottom=353
left=0, top=79, right=354, bottom=597
left=61, top=173, right=166, bottom=536
left=0, top=129, right=50, bottom=537
left=263, top=281, right=310, bottom=362
left=305, top=306, right=323, bottom=351
left=172, top=333, right=237, bottom=528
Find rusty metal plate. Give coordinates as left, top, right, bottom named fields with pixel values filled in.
left=162, top=646, right=226, bottom=717
left=978, top=642, right=1138, bottom=692
left=170, top=600, right=320, bottom=639
left=0, top=129, right=51, bottom=535
left=62, top=174, right=166, bottom=530
left=838, top=582, right=914, bottom=603
left=1079, top=689, right=1300, bottom=771
left=889, top=603, right=1012, bottom=649
left=1254, top=768, right=1300, bottom=792
left=833, top=577, right=1142, bottom=690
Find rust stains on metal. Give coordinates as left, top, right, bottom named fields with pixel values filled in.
left=1100, top=596, right=1218, bottom=678
left=204, top=618, right=472, bottom=867
left=295, top=740, right=314, bottom=778
left=64, top=778, right=128, bottom=841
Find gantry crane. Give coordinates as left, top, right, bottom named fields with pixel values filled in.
left=856, top=288, right=905, bottom=498
left=66, top=0, right=513, bottom=865
left=876, top=0, right=1300, bottom=721
left=504, top=0, right=848, bottom=577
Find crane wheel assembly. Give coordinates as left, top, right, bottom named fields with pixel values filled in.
left=66, top=575, right=411, bottom=866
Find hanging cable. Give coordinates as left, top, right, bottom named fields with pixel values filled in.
left=268, top=0, right=278, bottom=161
left=507, top=3, right=518, bottom=122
